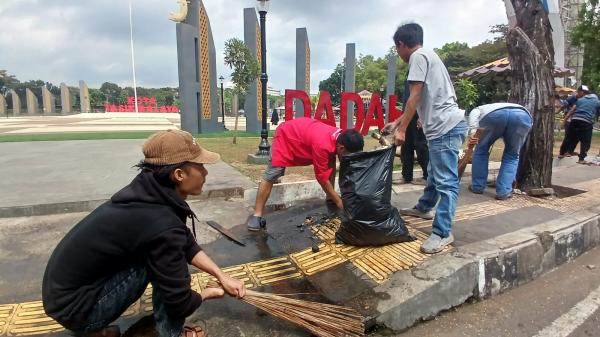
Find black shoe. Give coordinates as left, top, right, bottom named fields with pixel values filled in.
left=468, top=185, right=483, bottom=194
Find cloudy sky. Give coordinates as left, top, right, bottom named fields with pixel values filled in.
left=0, top=0, right=507, bottom=93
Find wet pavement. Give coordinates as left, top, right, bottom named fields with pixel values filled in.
left=2, top=163, right=600, bottom=336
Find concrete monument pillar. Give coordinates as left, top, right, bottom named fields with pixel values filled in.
left=0, top=94, right=6, bottom=115
left=79, top=80, right=91, bottom=113
left=385, top=54, right=397, bottom=123
left=344, top=43, right=356, bottom=129
left=10, top=90, right=21, bottom=115
left=175, top=0, right=221, bottom=134
left=295, top=28, right=310, bottom=118
left=26, top=88, right=39, bottom=115
left=243, top=7, right=262, bottom=133
left=42, top=86, right=56, bottom=114
left=60, top=83, right=72, bottom=114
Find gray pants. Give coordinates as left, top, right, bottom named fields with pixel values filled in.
left=263, top=144, right=286, bottom=183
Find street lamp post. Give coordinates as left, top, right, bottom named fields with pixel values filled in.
left=219, top=75, right=227, bottom=130
left=379, top=84, right=385, bottom=121
left=256, top=0, right=270, bottom=156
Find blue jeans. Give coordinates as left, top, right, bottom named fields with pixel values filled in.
left=471, top=108, right=532, bottom=197
left=416, top=120, right=467, bottom=238
left=74, top=268, right=185, bottom=337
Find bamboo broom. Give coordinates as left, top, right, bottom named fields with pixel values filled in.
left=240, top=290, right=365, bottom=337
left=458, top=128, right=484, bottom=180
left=207, top=279, right=364, bottom=337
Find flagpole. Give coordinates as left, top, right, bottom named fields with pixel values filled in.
left=129, top=0, right=139, bottom=113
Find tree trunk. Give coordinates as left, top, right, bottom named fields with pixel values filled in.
left=506, top=0, right=556, bottom=192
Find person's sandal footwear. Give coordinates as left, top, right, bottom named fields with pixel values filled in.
left=182, top=326, right=205, bottom=337
left=83, top=326, right=121, bottom=337
left=247, top=215, right=266, bottom=231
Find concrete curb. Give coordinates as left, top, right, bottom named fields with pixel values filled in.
left=365, top=204, right=600, bottom=331
left=244, top=168, right=501, bottom=209
left=0, top=187, right=247, bottom=218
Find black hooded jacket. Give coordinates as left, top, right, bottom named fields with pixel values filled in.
left=42, top=170, right=203, bottom=330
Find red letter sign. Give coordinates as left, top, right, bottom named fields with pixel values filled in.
left=387, top=95, right=402, bottom=123
left=361, top=93, right=385, bottom=135
left=284, top=89, right=311, bottom=121
left=313, top=91, right=336, bottom=127
left=340, top=92, right=364, bottom=131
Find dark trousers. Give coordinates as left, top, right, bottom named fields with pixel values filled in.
left=70, top=268, right=185, bottom=337
left=400, top=116, right=429, bottom=181
left=560, top=120, right=593, bottom=161
left=559, top=121, right=576, bottom=155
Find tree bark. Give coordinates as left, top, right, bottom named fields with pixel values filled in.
left=506, top=0, right=556, bottom=192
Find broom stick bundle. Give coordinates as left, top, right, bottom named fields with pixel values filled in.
left=241, top=289, right=364, bottom=337
left=458, top=128, right=484, bottom=180
left=207, top=279, right=364, bottom=337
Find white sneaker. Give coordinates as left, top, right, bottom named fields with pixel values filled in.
left=420, top=233, right=454, bottom=254
left=400, top=206, right=434, bottom=220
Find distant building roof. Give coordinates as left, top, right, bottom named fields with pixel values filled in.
left=457, top=57, right=575, bottom=79
left=358, top=90, right=372, bottom=100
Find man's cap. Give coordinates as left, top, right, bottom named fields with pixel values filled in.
left=143, top=129, right=220, bottom=166
left=578, top=85, right=590, bottom=92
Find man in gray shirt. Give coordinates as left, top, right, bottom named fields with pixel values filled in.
left=390, top=23, right=467, bottom=254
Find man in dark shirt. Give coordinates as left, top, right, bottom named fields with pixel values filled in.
left=43, top=130, right=245, bottom=337
left=399, top=79, right=429, bottom=184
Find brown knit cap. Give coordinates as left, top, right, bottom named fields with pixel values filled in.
left=143, top=129, right=220, bottom=165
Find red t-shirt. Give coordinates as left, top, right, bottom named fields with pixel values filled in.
left=271, top=117, right=341, bottom=183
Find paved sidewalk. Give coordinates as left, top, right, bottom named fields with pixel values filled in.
left=0, top=114, right=179, bottom=134
left=0, top=139, right=255, bottom=216
left=0, top=113, right=278, bottom=134
left=1, top=161, right=600, bottom=336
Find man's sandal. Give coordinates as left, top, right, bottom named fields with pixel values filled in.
left=182, top=326, right=205, bottom=337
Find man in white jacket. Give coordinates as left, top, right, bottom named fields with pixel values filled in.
left=467, top=103, right=532, bottom=200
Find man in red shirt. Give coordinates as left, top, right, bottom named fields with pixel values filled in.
left=247, top=117, right=364, bottom=231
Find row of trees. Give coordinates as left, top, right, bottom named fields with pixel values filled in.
left=0, top=72, right=68, bottom=106
left=318, top=2, right=600, bottom=113
left=572, top=0, right=600, bottom=93
left=90, top=83, right=179, bottom=108
left=0, top=71, right=180, bottom=110
left=0, top=69, right=285, bottom=115
left=318, top=24, right=509, bottom=111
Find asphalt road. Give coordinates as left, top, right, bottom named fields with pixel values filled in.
left=372, top=246, right=600, bottom=337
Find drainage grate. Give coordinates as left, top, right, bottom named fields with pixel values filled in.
left=0, top=304, right=16, bottom=335
left=308, top=218, right=446, bottom=283
left=247, top=257, right=303, bottom=286
left=290, top=244, right=346, bottom=276
left=3, top=302, right=62, bottom=336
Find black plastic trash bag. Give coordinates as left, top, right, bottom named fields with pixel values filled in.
left=335, top=146, right=415, bottom=246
